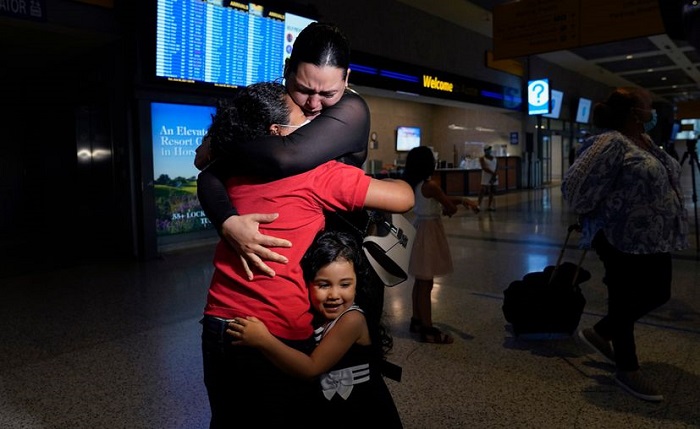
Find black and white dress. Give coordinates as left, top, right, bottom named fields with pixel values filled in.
left=313, top=304, right=403, bottom=428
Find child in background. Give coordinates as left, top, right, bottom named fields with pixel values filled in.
left=227, top=230, right=403, bottom=428
left=402, top=146, right=479, bottom=344
left=477, top=145, right=498, bottom=211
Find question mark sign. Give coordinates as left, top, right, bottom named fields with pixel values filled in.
left=528, top=80, right=549, bottom=110
left=533, top=84, right=544, bottom=103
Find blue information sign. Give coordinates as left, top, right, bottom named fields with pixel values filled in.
left=510, top=132, right=519, bottom=145
left=527, top=79, right=550, bottom=115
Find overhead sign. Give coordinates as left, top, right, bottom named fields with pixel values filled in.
left=0, top=0, right=46, bottom=21
left=543, top=89, right=563, bottom=119
left=493, top=0, right=580, bottom=60
left=493, top=0, right=664, bottom=59
left=528, top=79, right=550, bottom=115
left=576, top=98, right=592, bottom=124
left=485, top=51, right=525, bottom=77
left=579, top=0, right=665, bottom=46
left=349, top=50, right=523, bottom=111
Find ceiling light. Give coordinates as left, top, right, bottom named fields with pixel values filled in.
left=626, top=55, right=633, bottom=59
left=647, top=68, right=654, bottom=72
left=662, top=77, right=667, bottom=81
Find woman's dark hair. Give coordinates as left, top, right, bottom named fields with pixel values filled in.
left=208, top=82, right=290, bottom=158
left=402, top=146, right=435, bottom=189
left=592, top=87, right=647, bottom=131
left=284, top=22, right=350, bottom=81
left=301, top=230, right=393, bottom=359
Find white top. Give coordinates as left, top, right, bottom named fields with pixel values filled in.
left=480, top=156, right=498, bottom=186
left=413, top=180, right=442, bottom=219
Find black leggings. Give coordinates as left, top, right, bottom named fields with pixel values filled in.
left=592, top=232, right=672, bottom=371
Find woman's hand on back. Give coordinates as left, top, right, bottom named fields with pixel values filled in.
left=221, top=214, right=292, bottom=279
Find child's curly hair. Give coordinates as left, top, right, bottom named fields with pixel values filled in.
left=207, top=82, right=290, bottom=158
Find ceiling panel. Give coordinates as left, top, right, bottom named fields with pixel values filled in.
left=599, top=55, right=676, bottom=73
left=570, top=38, right=660, bottom=59
left=685, top=50, right=700, bottom=63
left=624, top=68, right=696, bottom=88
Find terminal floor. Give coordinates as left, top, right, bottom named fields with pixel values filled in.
left=1, top=181, right=699, bottom=428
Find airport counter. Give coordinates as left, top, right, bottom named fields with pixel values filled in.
left=433, top=156, right=521, bottom=196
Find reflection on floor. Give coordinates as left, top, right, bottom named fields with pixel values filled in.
left=1, top=181, right=699, bottom=428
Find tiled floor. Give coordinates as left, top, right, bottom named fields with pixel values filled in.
left=1, top=177, right=699, bottom=428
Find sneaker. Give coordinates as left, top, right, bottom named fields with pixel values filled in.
left=615, top=371, right=664, bottom=402
left=578, top=328, right=615, bottom=365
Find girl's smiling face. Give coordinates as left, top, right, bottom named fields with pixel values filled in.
left=308, top=259, right=356, bottom=320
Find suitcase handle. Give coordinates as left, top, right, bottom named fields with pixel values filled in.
left=550, top=223, right=587, bottom=287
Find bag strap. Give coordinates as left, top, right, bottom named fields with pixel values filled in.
left=327, top=210, right=375, bottom=238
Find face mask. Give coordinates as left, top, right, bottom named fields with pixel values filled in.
left=277, top=119, right=311, bottom=129
left=643, top=110, right=657, bottom=133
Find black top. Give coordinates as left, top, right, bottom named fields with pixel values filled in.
left=197, top=90, right=371, bottom=229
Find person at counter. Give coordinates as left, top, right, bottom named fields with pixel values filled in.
left=458, top=155, right=469, bottom=169
left=477, top=145, right=498, bottom=211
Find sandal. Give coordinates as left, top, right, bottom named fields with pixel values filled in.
left=409, top=317, right=422, bottom=333
left=419, top=326, right=454, bottom=344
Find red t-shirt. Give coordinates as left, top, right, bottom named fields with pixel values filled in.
left=205, top=161, right=372, bottom=340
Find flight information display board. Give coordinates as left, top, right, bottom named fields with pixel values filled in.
left=155, top=0, right=314, bottom=88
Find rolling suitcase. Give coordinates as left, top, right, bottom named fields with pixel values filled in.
left=502, top=224, right=590, bottom=339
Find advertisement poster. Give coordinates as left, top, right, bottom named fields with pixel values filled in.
left=151, top=102, right=216, bottom=236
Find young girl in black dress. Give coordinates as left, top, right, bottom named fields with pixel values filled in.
left=227, top=230, right=403, bottom=428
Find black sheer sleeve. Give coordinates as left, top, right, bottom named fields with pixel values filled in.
left=230, top=90, right=370, bottom=176
left=197, top=91, right=370, bottom=229
left=196, top=160, right=238, bottom=231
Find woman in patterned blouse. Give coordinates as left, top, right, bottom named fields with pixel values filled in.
left=562, top=87, right=688, bottom=403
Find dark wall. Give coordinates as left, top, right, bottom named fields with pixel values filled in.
left=302, top=0, right=521, bottom=90
left=0, top=2, right=131, bottom=277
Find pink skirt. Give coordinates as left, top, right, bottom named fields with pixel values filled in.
left=408, top=217, right=453, bottom=280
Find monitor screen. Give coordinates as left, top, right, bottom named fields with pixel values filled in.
left=576, top=98, right=592, bottom=123
left=396, top=126, right=421, bottom=152
left=542, top=89, right=563, bottom=119
left=676, top=119, right=699, bottom=140
left=151, top=101, right=216, bottom=236
left=155, top=0, right=315, bottom=89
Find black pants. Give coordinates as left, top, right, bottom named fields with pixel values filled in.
left=592, top=232, right=672, bottom=372
left=201, top=316, right=318, bottom=429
